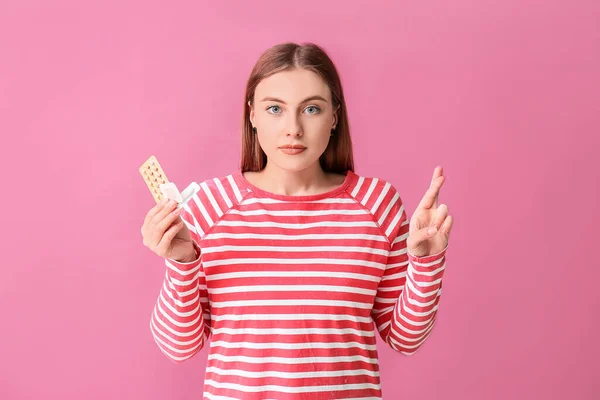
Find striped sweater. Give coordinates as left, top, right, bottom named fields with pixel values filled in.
left=150, top=169, right=447, bottom=399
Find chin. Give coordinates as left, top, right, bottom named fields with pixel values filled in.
left=269, top=154, right=320, bottom=172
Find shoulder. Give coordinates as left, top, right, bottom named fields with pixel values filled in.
left=345, top=171, right=402, bottom=209
left=345, top=171, right=407, bottom=238
left=180, top=171, right=248, bottom=239
left=195, top=171, right=248, bottom=206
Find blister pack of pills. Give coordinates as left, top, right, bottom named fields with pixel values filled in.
left=139, top=155, right=200, bottom=210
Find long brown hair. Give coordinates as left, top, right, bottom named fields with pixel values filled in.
left=241, top=42, right=354, bottom=174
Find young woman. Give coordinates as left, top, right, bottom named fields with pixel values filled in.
left=141, top=42, right=453, bottom=399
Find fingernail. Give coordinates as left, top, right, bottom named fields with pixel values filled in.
left=428, top=227, right=437, bottom=235
left=160, top=198, right=168, bottom=205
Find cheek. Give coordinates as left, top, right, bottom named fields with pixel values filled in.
left=256, top=130, right=279, bottom=152
left=308, top=123, right=333, bottom=145
left=312, top=133, right=331, bottom=151
left=256, top=117, right=281, bottom=138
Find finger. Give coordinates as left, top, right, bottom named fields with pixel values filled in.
left=151, top=205, right=181, bottom=247
left=151, top=199, right=178, bottom=226
left=429, top=204, right=449, bottom=229
left=431, top=166, right=444, bottom=209
left=156, top=207, right=182, bottom=237
left=142, top=198, right=171, bottom=245
left=417, top=175, right=444, bottom=210
left=440, top=215, right=453, bottom=237
left=156, top=219, right=184, bottom=256
left=146, top=199, right=177, bottom=246
left=410, top=224, right=439, bottom=248
left=144, top=197, right=170, bottom=225
left=430, top=166, right=443, bottom=187
left=433, top=178, right=442, bottom=210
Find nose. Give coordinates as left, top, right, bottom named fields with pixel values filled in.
left=286, top=115, right=303, bottom=137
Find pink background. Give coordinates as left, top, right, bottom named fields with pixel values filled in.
left=1, top=1, right=598, bottom=399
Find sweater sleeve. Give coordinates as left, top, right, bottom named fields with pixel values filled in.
left=370, top=185, right=447, bottom=355
left=149, top=203, right=212, bottom=363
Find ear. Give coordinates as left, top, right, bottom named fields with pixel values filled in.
left=248, top=100, right=255, bottom=126
left=332, top=104, right=340, bottom=129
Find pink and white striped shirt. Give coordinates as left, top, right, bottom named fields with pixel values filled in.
left=150, top=169, right=447, bottom=399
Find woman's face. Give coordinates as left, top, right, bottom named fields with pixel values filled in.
left=249, top=68, right=338, bottom=172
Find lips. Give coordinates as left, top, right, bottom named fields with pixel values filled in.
left=279, top=145, right=307, bottom=155
left=279, top=144, right=307, bottom=149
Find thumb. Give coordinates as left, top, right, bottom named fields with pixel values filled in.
left=410, top=225, right=437, bottom=246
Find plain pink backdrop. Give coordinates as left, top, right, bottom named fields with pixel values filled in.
left=1, top=1, right=598, bottom=399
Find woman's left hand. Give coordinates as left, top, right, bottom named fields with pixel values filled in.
left=407, top=166, right=454, bottom=257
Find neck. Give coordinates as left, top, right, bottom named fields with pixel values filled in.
left=256, top=161, right=330, bottom=196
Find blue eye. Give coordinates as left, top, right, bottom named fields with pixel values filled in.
left=305, top=106, right=321, bottom=114
left=266, top=105, right=281, bottom=114
left=266, top=105, right=321, bottom=115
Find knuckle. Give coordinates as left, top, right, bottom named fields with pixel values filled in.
left=145, top=210, right=155, bottom=221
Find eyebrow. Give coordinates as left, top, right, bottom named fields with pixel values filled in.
left=259, top=95, right=329, bottom=104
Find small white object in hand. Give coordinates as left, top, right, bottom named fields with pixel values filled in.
left=159, top=182, right=183, bottom=203
left=160, top=182, right=201, bottom=210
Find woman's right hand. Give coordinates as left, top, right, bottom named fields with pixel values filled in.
left=141, top=199, right=197, bottom=263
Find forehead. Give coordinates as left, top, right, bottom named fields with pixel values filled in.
left=255, top=69, right=331, bottom=103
